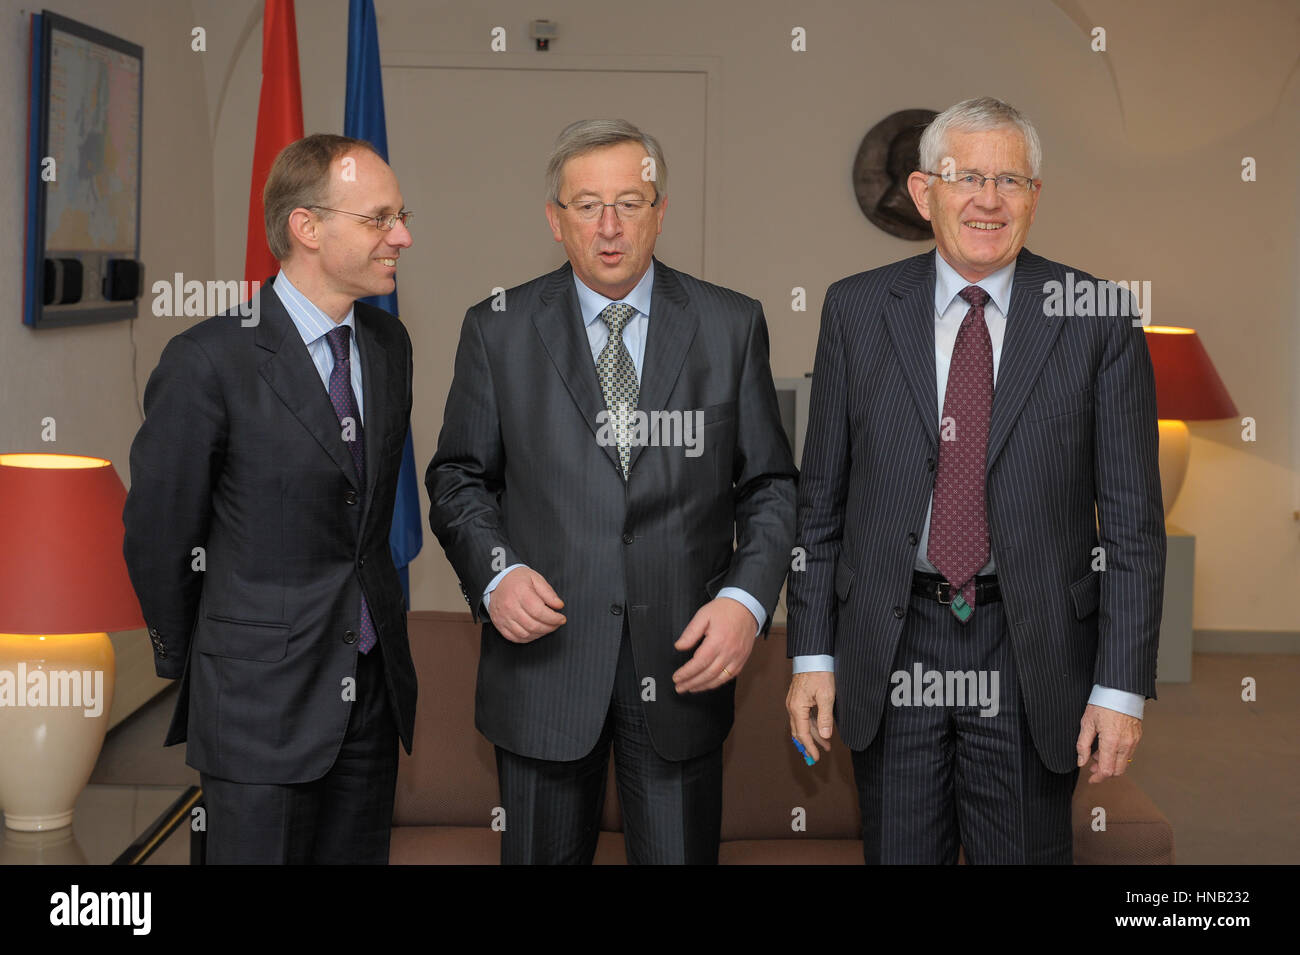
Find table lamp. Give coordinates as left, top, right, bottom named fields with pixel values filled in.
left=0, top=453, right=144, bottom=831
left=1143, top=326, right=1238, bottom=516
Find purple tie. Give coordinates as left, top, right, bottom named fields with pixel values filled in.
left=326, top=325, right=376, bottom=654
left=927, top=285, right=992, bottom=623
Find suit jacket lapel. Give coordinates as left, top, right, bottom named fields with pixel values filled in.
left=532, top=264, right=623, bottom=476
left=986, top=247, right=1063, bottom=474
left=355, top=305, right=390, bottom=522
left=628, top=260, right=698, bottom=472
left=883, top=252, right=940, bottom=447
left=255, top=283, right=362, bottom=490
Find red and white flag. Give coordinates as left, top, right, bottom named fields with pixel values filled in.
left=244, top=0, right=303, bottom=284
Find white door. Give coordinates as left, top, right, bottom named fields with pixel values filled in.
left=384, top=63, right=709, bottom=612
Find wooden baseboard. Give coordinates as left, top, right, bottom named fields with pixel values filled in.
left=1194, top=629, right=1300, bottom=654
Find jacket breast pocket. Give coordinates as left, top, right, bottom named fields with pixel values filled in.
left=1025, top=388, right=1092, bottom=422
left=702, top=401, right=736, bottom=426
left=199, top=615, right=290, bottom=662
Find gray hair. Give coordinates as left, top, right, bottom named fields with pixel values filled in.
left=918, top=97, right=1042, bottom=181
left=545, top=119, right=667, bottom=204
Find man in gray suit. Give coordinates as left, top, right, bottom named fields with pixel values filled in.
left=427, top=119, right=796, bottom=864
left=786, top=98, right=1166, bottom=863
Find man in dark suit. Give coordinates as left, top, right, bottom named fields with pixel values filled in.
left=123, top=134, right=416, bottom=863
left=786, top=98, right=1166, bottom=863
left=427, top=119, right=796, bottom=864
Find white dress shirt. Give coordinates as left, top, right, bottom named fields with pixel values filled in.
left=272, top=270, right=364, bottom=425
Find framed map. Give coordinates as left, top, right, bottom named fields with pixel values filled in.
left=24, top=11, right=143, bottom=328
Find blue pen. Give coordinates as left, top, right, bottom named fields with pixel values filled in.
left=791, top=736, right=815, bottom=766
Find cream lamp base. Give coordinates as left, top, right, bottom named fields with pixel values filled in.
left=0, top=633, right=115, bottom=831
left=1157, top=419, right=1190, bottom=518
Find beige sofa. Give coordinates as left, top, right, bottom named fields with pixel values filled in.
left=390, top=611, right=1174, bottom=864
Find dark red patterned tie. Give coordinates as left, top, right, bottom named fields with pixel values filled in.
left=326, top=326, right=376, bottom=654
left=927, top=285, right=992, bottom=623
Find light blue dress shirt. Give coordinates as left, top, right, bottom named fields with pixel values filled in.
left=793, top=252, right=1144, bottom=720
left=483, top=263, right=766, bottom=637
left=272, top=270, right=364, bottom=425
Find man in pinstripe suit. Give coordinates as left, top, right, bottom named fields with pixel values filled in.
left=786, top=98, right=1166, bottom=863
left=428, top=120, right=796, bottom=864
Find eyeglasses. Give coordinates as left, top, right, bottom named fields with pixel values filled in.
left=923, top=171, right=1038, bottom=196
left=310, top=206, right=414, bottom=231
left=555, top=197, right=659, bottom=222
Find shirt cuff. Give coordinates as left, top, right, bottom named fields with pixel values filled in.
left=716, top=587, right=765, bottom=637
left=1088, top=684, right=1145, bottom=719
left=482, top=563, right=526, bottom=612
left=793, top=654, right=835, bottom=674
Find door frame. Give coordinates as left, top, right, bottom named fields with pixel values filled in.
left=383, top=51, right=725, bottom=279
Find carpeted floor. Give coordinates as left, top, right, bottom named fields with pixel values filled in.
left=90, top=652, right=1298, bottom=864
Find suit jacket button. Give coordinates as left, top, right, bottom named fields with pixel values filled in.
left=622, top=533, right=634, bottom=545
left=892, top=606, right=905, bottom=619
left=344, top=489, right=358, bottom=505
left=610, top=604, right=623, bottom=616
left=926, top=458, right=935, bottom=471
left=358, top=555, right=367, bottom=567
left=907, top=532, right=918, bottom=546
left=344, top=629, right=358, bottom=644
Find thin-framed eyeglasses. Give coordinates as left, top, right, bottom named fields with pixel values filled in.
left=310, top=206, right=414, bottom=231
left=922, top=171, right=1038, bottom=196
left=555, top=196, right=660, bottom=222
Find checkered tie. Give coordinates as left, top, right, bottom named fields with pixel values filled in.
left=596, top=303, right=640, bottom=479
left=325, top=325, right=376, bottom=654
left=926, top=285, right=992, bottom=623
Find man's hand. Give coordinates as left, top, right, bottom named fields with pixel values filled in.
left=1076, top=703, right=1142, bottom=783
left=488, top=567, right=566, bottom=643
left=671, top=597, right=758, bottom=693
left=787, top=671, right=835, bottom=764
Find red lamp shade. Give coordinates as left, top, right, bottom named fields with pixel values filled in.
left=0, top=453, right=144, bottom=634
left=1143, top=326, right=1238, bottom=421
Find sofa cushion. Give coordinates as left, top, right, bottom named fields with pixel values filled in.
left=1071, top=773, right=1175, bottom=864
left=392, top=614, right=499, bottom=829
left=722, top=629, right=861, bottom=841
left=394, top=613, right=622, bottom=833
left=393, top=613, right=1172, bottom=865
